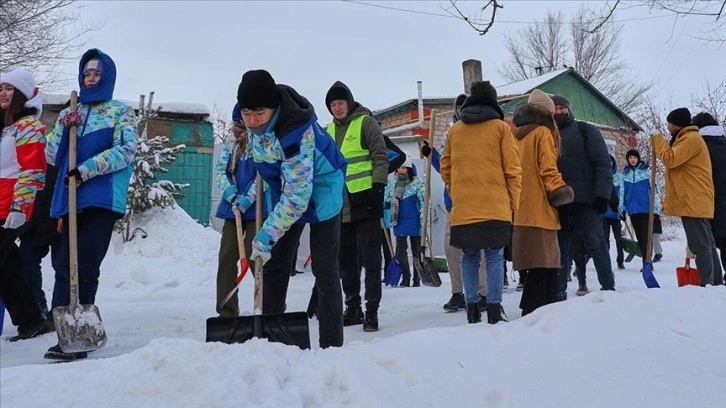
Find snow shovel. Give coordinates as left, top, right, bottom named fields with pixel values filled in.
left=206, top=174, right=310, bottom=349
left=414, top=109, right=442, bottom=287
left=642, top=148, right=660, bottom=289
left=218, top=207, right=250, bottom=309
left=381, top=220, right=403, bottom=286
left=620, top=216, right=641, bottom=262
left=676, top=254, right=700, bottom=287
left=52, top=90, right=108, bottom=353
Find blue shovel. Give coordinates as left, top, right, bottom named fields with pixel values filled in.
left=381, top=220, right=403, bottom=286
left=642, top=146, right=660, bottom=288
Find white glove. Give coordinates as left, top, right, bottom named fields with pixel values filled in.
left=251, top=248, right=271, bottom=266
left=647, top=129, right=662, bottom=137
left=2, top=211, right=26, bottom=229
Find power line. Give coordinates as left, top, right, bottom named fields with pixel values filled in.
left=341, top=0, right=677, bottom=25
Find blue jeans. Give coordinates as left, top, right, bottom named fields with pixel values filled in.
left=462, top=247, right=504, bottom=304
left=558, top=204, right=615, bottom=299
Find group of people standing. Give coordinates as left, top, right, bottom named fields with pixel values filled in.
left=1, top=49, right=139, bottom=360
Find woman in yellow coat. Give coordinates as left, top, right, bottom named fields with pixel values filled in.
left=511, top=89, right=573, bottom=316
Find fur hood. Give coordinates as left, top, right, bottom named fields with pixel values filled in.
left=513, top=103, right=560, bottom=153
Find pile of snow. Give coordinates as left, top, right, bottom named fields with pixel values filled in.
left=2, top=206, right=725, bottom=407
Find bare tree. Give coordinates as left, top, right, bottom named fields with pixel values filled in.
left=498, top=8, right=653, bottom=115
left=692, top=78, right=726, bottom=123
left=0, top=0, right=98, bottom=88
left=212, top=104, right=232, bottom=145
left=451, top=1, right=725, bottom=45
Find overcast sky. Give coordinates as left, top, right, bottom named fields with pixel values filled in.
left=51, top=0, right=725, bottom=125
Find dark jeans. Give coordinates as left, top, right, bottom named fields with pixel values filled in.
left=602, top=217, right=624, bottom=264
left=519, top=268, right=558, bottom=316
left=381, top=229, right=392, bottom=281
left=0, top=227, right=44, bottom=328
left=629, top=214, right=651, bottom=266
left=19, top=237, right=60, bottom=314
left=51, top=208, right=118, bottom=308
left=681, top=217, right=722, bottom=286
left=396, top=235, right=421, bottom=285
left=263, top=215, right=343, bottom=348
left=340, top=218, right=382, bottom=311
left=557, top=204, right=615, bottom=299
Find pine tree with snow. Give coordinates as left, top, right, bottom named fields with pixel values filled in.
left=116, top=92, right=188, bottom=241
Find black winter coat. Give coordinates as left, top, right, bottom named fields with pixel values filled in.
left=556, top=117, right=613, bottom=204
left=701, top=126, right=726, bottom=238
left=18, top=165, right=61, bottom=246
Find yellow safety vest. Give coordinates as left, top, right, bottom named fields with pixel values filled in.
left=327, top=116, right=373, bottom=193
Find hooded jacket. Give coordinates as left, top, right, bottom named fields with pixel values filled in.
left=556, top=114, right=613, bottom=204
left=325, top=81, right=388, bottom=222
left=250, top=84, right=347, bottom=252
left=619, top=160, right=662, bottom=216
left=384, top=174, right=424, bottom=237
left=700, top=124, right=726, bottom=237
left=45, top=49, right=139, bottom=218
left=652, top=125, right=714, bottom=218
left=511, top=103, right=566, bottom=230
left=440, top=95, right=521, bottom=227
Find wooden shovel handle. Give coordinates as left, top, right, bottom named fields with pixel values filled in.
left=420, top=109, right=436, bottom=262
left=68, top=91, right=80, bottom=309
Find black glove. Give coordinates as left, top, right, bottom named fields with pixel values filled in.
left=369, top=182, right=386, bottom=214
left=420, top=141, right=432, bottom=158
left=64, top=168, right=83, bottom=186
left=619, top=212, right=627, bottom=221
left=593, top=197, right=609, bottom=215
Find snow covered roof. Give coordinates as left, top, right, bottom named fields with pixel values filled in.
left=42, top=93, right=210, bottom=117
left=495, top=68, right=569, bottom=98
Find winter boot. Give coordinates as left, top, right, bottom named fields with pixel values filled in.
left=653, top=253, right=662, bottom=263
left=8, top=318, right=52, bottom=342
left=486, top=303, right=507, bottom=324
left=516, top=271, right=526, bottom=292
left=443, top=293, right=466, bottom=312
left=466, top=303, right=481, bottom=324
left=363, top=309, right=379, bottom=332
left=477, top=296, right=488, bottom=312
left=617, top=261, right=625, bottom=270
left=576, top=281, right=589, bottom=296
left=343, top=306, right=364, bottom=326
left=44, top=344, right=87, bottom=361
left=503, top=273, right=509, bottom=289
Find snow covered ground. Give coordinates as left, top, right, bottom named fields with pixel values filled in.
left=2, top=207, right=725, bottom=407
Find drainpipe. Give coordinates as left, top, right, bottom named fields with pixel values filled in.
left=383, top=81, right=424, bottom=136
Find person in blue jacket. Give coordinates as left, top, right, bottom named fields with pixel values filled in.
left=44, top=49, right=138, bottom=360
left=421, top=94, right=488, bottom=311
left=603, top=155, right=625, bottom=270
left=213, top=104, right=270, bottom=317
left=236, top=70, right=347, bottom=348
left=384, top=157, right=425, bottom=286
left=619, top=149, right=661, bottom=267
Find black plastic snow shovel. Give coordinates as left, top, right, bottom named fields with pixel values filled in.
left=414, top=109, right=442, bottom=287
left=52, top=91, right=108, bottom=353
left=206, top=174, right=310, bottom=349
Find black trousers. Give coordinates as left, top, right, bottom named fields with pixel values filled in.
left=263, top=215, right=343, bottom=348
left=340, top=218, right=382, bottom=311
left=519, top=267, right=559, bottom=316
left=51, top=208, right=118, bottom=308
left=602, top=217, right=624, bottom=264
left=0, top=227, right=44, bottom=329
left=396, top=235, right=421, bottom=285
left=629, top=214, right=651, bottom=265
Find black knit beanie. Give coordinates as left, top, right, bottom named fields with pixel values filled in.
left=551, top=95, right=570, bottom=109
left=325, top=81, right=354, bottom=115
left=470, top=81, right=497, bottom=100
left=237, top=70, right=279, bottom=110
left=666, top=107, right=692, bottom=127
left=626, top=149, right=641, bottom=162
left=454, top=93, right=468, bottom=108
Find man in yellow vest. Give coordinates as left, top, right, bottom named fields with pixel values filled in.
left=325, top=81, right=389, bottom=332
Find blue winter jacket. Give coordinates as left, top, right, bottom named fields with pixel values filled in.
left=384, top=176, right=424, bottom=237
left=45, top=49, right=138, bottom=218
left=215, top=103, right=270, bottom=221
left=429, top=113, right=458, bottom=211
left=250, top=85, right=347, bottom=252
left=619, top=161, right=661, bottom=216
left=604, top=156, right=622, bottom=220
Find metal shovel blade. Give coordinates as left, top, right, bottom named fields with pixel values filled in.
left=206, top=312, right=310, bottom=350
left=415, top=257, right=442, bottom=287
left=52, top=304, right=107, bottom=353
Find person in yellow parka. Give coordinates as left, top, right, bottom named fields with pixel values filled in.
left=440, top=80, right=522, bottom=325
left=511, top=89, right=574, bottom=316
left=651, top=107, right=721, bottom=286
